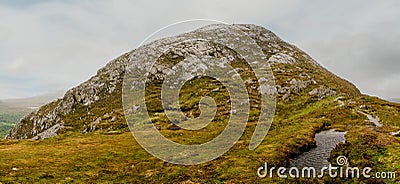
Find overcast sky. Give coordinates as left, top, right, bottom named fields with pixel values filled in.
left=0, top=0, right=399, bottom=101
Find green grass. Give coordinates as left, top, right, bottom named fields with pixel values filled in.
left=0, top=111, right=28, bottom=138
left=0, top=118, right=324, bottom=183
left=3, top=94, right=398, bottom=183
left=0, top=122, right=15, bottom=137
left=2, top=62, right=399, bottom=183
left=329, top=126, right=399, bottom=183
left=1, top=65, right=398, bottom=183
left=1, top=29, right=399, bottom=183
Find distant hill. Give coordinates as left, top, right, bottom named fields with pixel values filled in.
left=1, top=91, right=64, bottom=110
left=391, top=98, right=400, bottom=103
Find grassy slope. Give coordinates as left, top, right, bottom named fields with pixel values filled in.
left=1, top=31, right=399, bottom=183
left=1, top=60, right=399, bottom=183
left=327, top=95, right=400, bottom=184
left=0, top=97, right=328, bottom=183
left=1, top=92, right=398, bottom=183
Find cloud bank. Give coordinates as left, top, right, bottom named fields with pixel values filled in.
left=0, top=0, right=398, bottom=100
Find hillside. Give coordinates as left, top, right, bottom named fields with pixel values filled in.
left=1, top=24, right=399, bottom=183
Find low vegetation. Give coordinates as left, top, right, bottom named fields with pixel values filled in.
left=1, top=89, right=399, bottom=183
left=1, top=25, right=399, bottom=183
left=0, top=112, right=28, bottom=137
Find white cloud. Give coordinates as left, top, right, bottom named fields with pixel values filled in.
left=0, top=0, right=398, bottom=100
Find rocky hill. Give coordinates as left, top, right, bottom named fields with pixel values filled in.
left=6, top=24, right=361, bottom=140
left=2, top=24, right=399, bottom=183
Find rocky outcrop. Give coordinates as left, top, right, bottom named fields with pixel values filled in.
left=276, top=78, right=317, bottom=100
left=309, top=86, right=337, bottom=100
left=6, top=52, right=130, bottom=139
left=32, top=123, right=64, bottom=140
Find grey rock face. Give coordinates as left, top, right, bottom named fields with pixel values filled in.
left=32, top=123, right=64, bottom=140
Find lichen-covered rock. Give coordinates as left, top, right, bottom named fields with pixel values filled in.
left=268, top=53, right=296, bottom=64
left=32, top=123, right=64, bottom=140
left=275, top=78, right=317, bottom=100
left=309, top=86, right=337, bottom=100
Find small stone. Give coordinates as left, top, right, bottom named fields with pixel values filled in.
left=390, top=130, right=400, bottom=137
